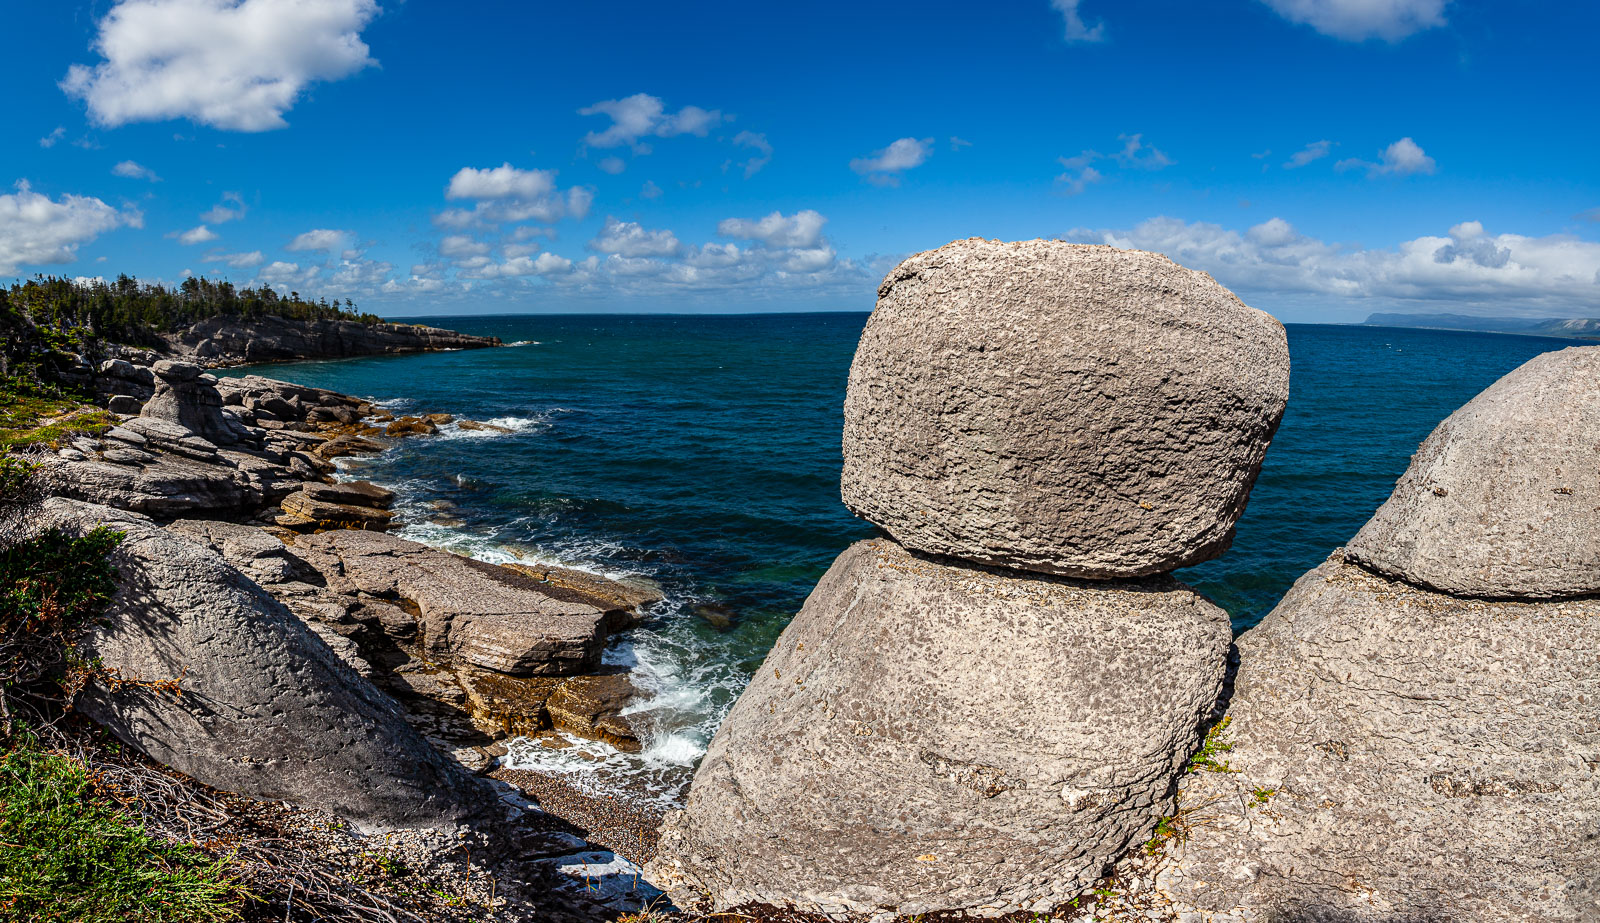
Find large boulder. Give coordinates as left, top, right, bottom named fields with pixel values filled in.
left=140, top=360, right=251, bottom=445
left=42, top=499, right=489, bottom=830
left=1346, top=346, right=1600, bottom=599
left=1161, top=552, right=1600, bottom=922
left=650, top=538, right=1232, bottom=916
left=841, top=239, right=1289, bottom=578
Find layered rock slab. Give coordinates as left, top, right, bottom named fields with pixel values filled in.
left=841, top=238, right=1290, bottom=578
left=1346, top=345, right=1600, bottom=599
left=1163, top=553, right=1600, bottom=923
left=44, top=499, right=487, bottom=830
left=651, top=538, right=1232, bottom=916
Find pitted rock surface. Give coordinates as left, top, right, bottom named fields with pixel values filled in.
left=1163, top=552, right=1600, bottom=923
left=141, top=360, right=251, bottom=445
left=841, top=238, right=1289, bottom=578
left=44, top=499, right=488, bottom=830
left=650, top=538, right=1231, bottom=916
left=294, top=530, right=608, bottom=675
left=1346, top=345, right=1600, bottom=599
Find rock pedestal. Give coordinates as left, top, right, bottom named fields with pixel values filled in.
left=141, top=359, right=250, bottom=445
left=651, top=241, right=1288, bottom=916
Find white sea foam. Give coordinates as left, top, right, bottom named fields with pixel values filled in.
left=504, top=340, right=541, bottom=347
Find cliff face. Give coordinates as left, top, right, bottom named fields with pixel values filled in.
left=165, top=314, right=500, bottom=366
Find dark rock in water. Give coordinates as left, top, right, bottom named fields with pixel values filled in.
left=651, top=537, right=1232, bottom=917
left=841, top=238, right=1289, bottom=579
left=44, top=499, right=490, bottom=831
left=1346, top=345, right=1600, bottom=599
left=546, top=673, right=648, bottom=753
left=1162, top=552, right=1600, bottom=923
left=457, top=419, right=514, bottom=433
left=693, top=603, right=734, bottom=630
left=169, top=314, right=500, bottom=366
left=385, top=417, right=438, bottom=437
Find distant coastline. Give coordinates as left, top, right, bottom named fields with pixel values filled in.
left=1362, top=312, right=1600, bottom=340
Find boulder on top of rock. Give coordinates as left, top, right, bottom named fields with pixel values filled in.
left=1162, top=552, right=1600, bottom=923
left=650, top=538, right=1231, bottom=917
left=303, top=480, right=395, bottom=509
left=141, top=360, right=251, bottom=446
left=278, top=489, right=395, bottom=531
left=841, top=238, right=1289, bottom=578
left=1346, top=345, right=1600, bottom=599
left=293, top=530, right=610, bottom=676
left=42, top=499, right=489, bottom=831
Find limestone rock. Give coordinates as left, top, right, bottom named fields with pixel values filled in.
left=546, top=673, right=647, bottom=753
left=293, top=531, right=610, bottom=675
left=1346, top=345, right=1600, bottom=599
left=651, top=538, right=1231, bottom=916
left=317, top=434, right=385, bottom=459
left=303, top=480, right=395, bottom=508
left=841, top=239, right=1289, bottom=578
left=44, top=499, right=488, bottom=830
left=141, top=360, right=251, bottom=445
left=279, top=489, right=395, bottom=530
left=171, top=314, right=500, bottom=365
left=1163, top=553, right=1600, bottom=923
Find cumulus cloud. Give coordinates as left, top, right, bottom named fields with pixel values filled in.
left=1260, top=0, right=1448, bottom=41
left=112, top=159, right=160, bottom=181
left=587, top=217, right=683, bottom=258
left=0, top=181, right=136, bottom=274
left=1055, top=133, right=1169, bottom=193
left=850, top=137, right=933, bottom=186
left=598, top=157, right=627, bottom=175
left=257, top=259, right=319, bottom=288
left=731, top=131, right=773, bottom=178
left=40, top=127, right=66, bottom=148
left=1336, top=136, right=1436, bottom=177
left=447, top=163, right=556, bottom=201
left=579, top=93, right=726, bottom=149
left=640, top=180, right=663, bottom=200
left=201, top=191, right=246, bottom=223
left=438, top=163, right=588, bottom=227
left=286, top=228, right=351, bottom=252
left=1051, top=0, right=1107, bottom=42
left=1284, top=140, right=1333, bottom=168
left=204, top=249, right=264, bottom=268
left=438, top=235, right=491, bottom=259
left=174, top=224, right=219, bottom=244
left=62, top=0, right=380, bottom=132
left=1067, top=215, right=1600, bottom=313
left=1055, top=161, right=1104, bottom=196
left=717, top=210, right=827, bottom=249
left=1113, top=133, right=1174, bottom=169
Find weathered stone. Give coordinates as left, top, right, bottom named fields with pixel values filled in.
left=303, top=480, right=395, bottom=509
left=459, top=669, right=564, bottom=739
left=457, top=419, right=514, bottom=433
left=386, top=417, right=438, bottom=437
left=651, top=538, right=1231, bottom=916
left=293, top=531, right=610, bottom=676
left=841, top=239, right=1289, bottom=578
left=171, top=315, right=500, bottom=365
left=141, top=360, right=253, bottom=447
left=279, top=489, right=395, bottom=530
left=43, top=499, right=489, bottom=831
left=1163, top=553, right=1600, bottom=923
left=500, top=562, right=661, bottom=632
left=107, top=394, right=141, bottom=414
left=100, top=447, right=154, bottom=466
left=546, top=673, right=647, bottom=752
left=1346, top=345, right=1600, bottom=599
left=316, top=434, right=385, bottom=459
left=42, top=452, right=256, bottom=517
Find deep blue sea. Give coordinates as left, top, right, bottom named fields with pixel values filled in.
left=224, top=316, right=1579, bottom=804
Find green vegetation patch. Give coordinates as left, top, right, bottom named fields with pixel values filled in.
left=0, top=735, right=247, bottom=922
left=0, top=377, right=113, bottom=450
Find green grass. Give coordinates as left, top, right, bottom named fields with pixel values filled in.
left=0, top=736, right=248, bottom=922
left=0, top=377, right=114, bottom=450
left=1188, top=716, right=1237, bottom=773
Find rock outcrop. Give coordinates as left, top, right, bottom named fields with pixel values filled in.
left=140, top=360, right=252, bottom=445
left=655, top=539, right=1231, bottom=915
left=45, top=498, right=490, bottom=831
left=1162, top=347, right=1600, bottom=923
left=1346, top=345, right=1600, bottom=599
left=169, top=314, right=500, bottom=366
left=653, top=240, right=1278, bottom=917
left=841, top=239, right=1290, bottom=579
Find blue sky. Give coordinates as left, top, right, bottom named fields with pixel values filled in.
left=3, top=0, right=1597, bottom=321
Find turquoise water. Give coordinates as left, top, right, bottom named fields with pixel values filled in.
left=225, top=316, right=1578, bottom=803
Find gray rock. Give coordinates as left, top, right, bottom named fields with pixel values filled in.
left=141, top=361, right=251, bottom=446
left=43, top=499, right=489, bottom=831
left=101, top=447, right=155, bottom=466
left=1164, top=552, right=1600, bottom=923
left=107, top=394, right=142, bottom=414
left=650, top=538, right=1231, bottom=916
left=278, top=489, right=395, bottom=530
left=42, top=453, right=255, bottom=517
left=1346, top=346, right=1600, bottom=599
left=171, top=315, right=500, bottom=365
left=165, top=519, right=313, bottom=586
left=303, top=480, right=396, bottom=509
left=841, top=239, right=1289, bottom=578
left=293, top=531, right=610, bottom=676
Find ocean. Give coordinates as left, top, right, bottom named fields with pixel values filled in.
left=223, top=316, right=1579, bottom=807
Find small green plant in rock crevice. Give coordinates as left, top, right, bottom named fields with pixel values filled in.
left=1188, top=716, right=1237, bottom=774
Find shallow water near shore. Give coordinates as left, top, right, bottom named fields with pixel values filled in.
left=223, top=315, right=1581, bottom=808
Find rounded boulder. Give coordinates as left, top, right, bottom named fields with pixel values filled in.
left=1346, top=345, right=1600, bottom=598
left=842, top=238, right=1289, bottom=578
left=648, top=538, right=1231, bottom=917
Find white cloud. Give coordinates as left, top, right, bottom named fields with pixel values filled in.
left=731, top=131, right=773, bottom=178
left=112, top=159, right=160, bottom=181
left=587, top=217, right=683, bottom=258
left=598, top=156, right=627, bottom=175
left=204, top=249, right=264, bottom=268
left=579, top=93, right=726, bottom=149
left=258, top=259, right=319, bottom=287
left=567, top=187, right=594, bottom=220
left=1051, top=0, right=1107, bottom=42
left=1260, top=0, right=1448, bottom=41
left=1113, top=133, right=1174, bottom=170
left=40, top=127, right=66, bottom=148
left=1284, top=140, right=1333, bottom=168
left=1067, top=215, right=1600, bottom=314
left=174, top=224, right=219, bottom=244
left=0, top=181, right=135, bottom=274
left=439, top=235, right=491, bottom=258
left=717, top=210, right=827, bottom=248
left=328, top=256, right=393, bottom=287
left=286, top=227, right=351, bottom=252
left=850, top=137, right=933, bottom=185
left=447, top=163, right=557, bottom=201
left=201, top=191, right=246, bottom=223
left=62, top=0, right=380, bottom=132
left=438, top=163, right=587, bottom=227
left=641, top=180, right=663, bottom=200
left=1336, top=136, right=1436, bottom=177
left=1055, top=133, right=1169, bottom=193
left=1056, top=161, right=1104, bottom=196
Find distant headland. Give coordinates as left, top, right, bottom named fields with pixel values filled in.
left=1363, top=311, right=1600, bottom=339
